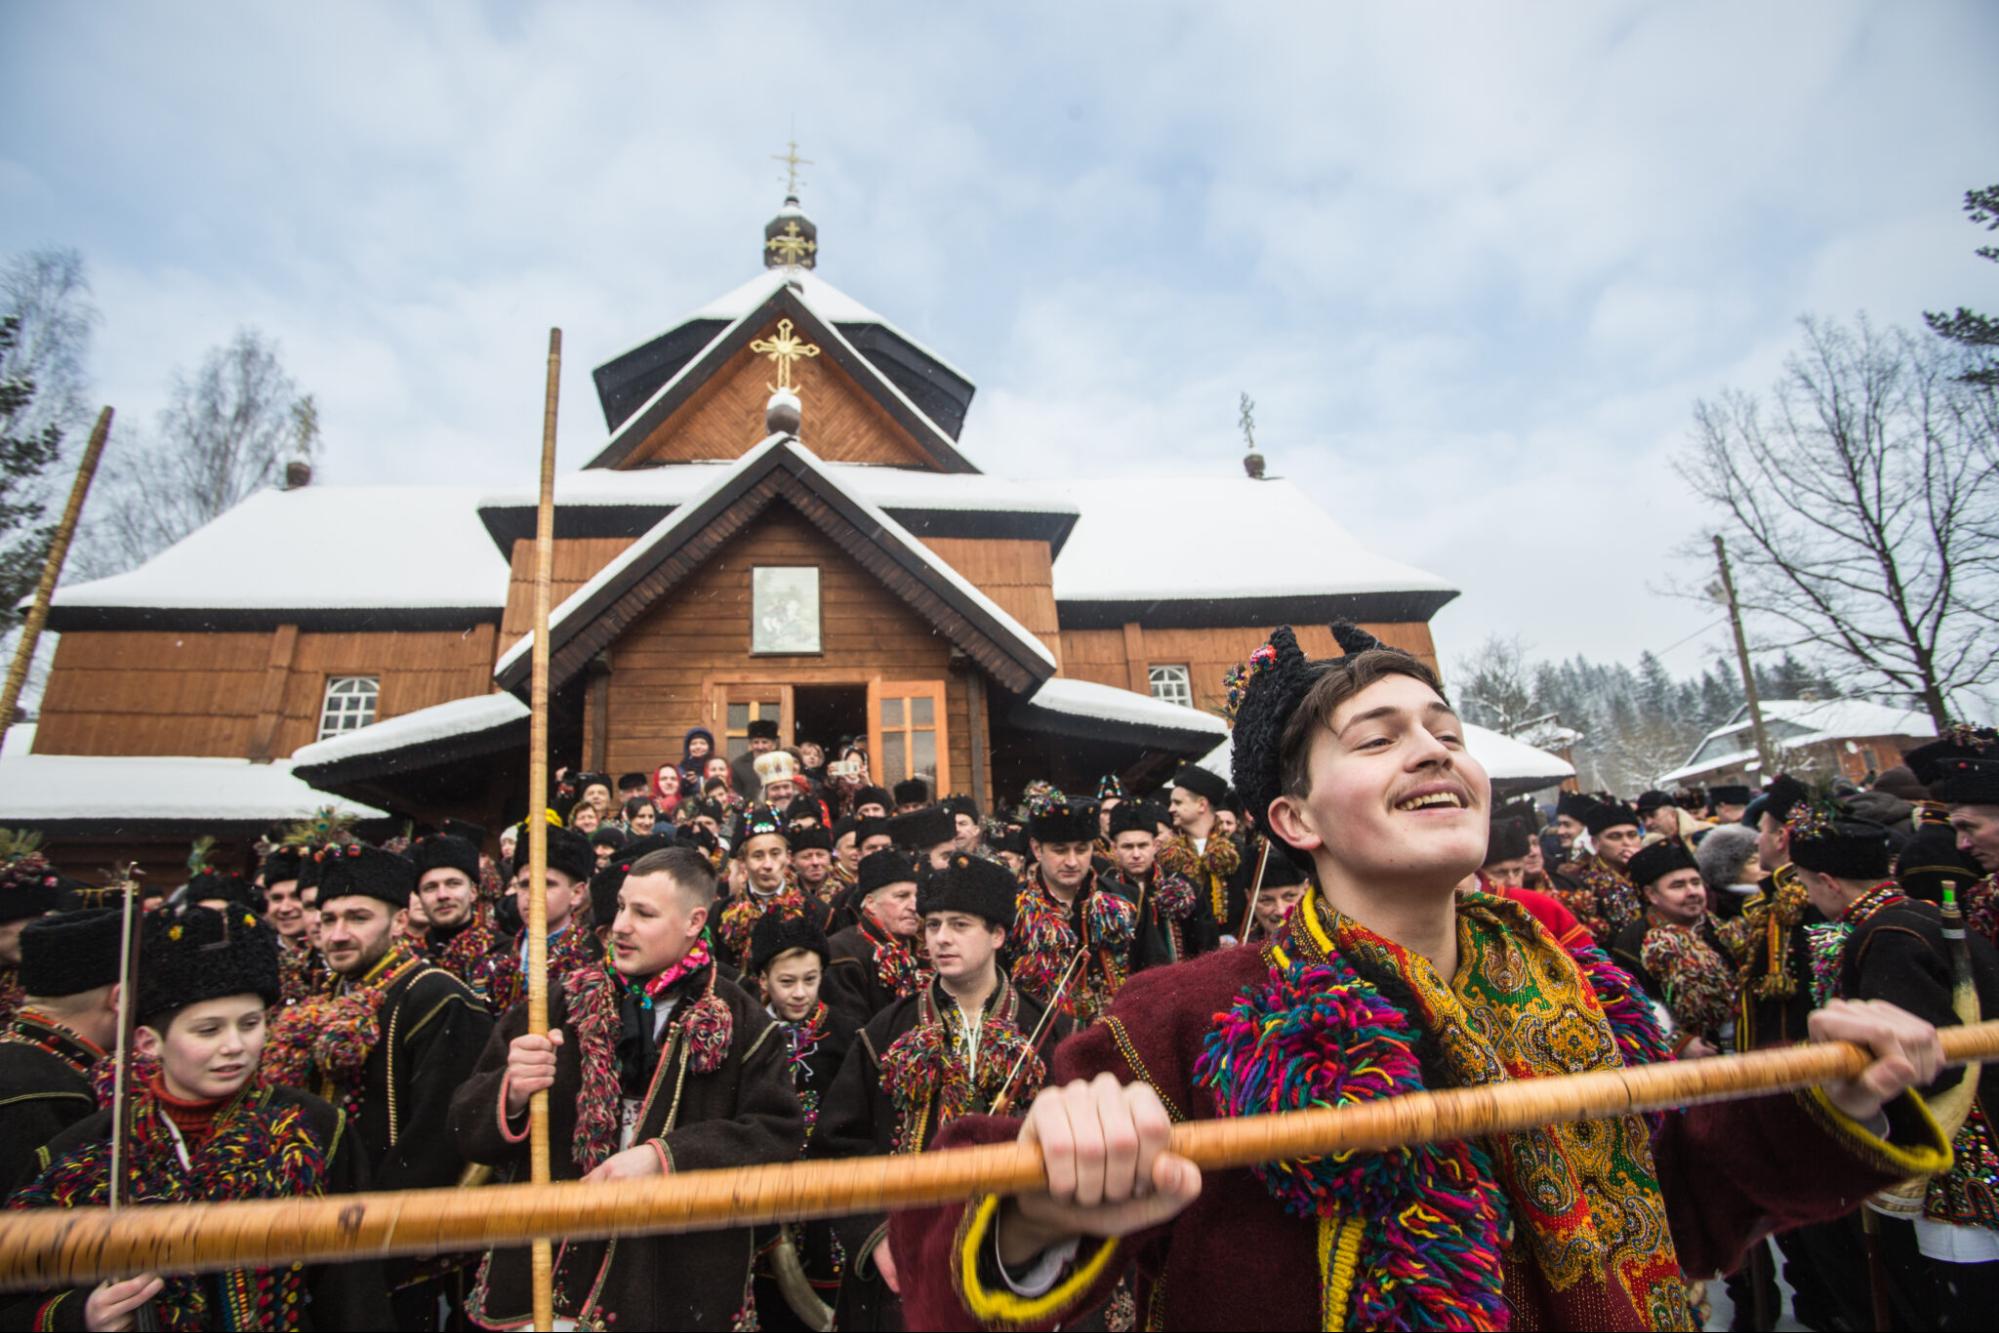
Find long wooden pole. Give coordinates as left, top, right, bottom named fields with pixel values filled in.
left=526, top=329, right=561, bottom=1331
left=4, top=1020, right=1994, bottom=1293
left=0, top=405, right=112, bottom=737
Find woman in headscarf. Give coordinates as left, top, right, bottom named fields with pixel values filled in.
left=651, top=762, right=684, bottom=823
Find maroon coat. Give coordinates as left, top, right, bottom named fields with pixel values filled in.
left=891, top=934, right=1952, bottom=1331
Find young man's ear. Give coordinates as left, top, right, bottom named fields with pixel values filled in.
left=687, top=903, right=709, bottom=937
left=1264, top=795, right=1324, bottom=859
left=134, top=1024, right=163, bottom=1059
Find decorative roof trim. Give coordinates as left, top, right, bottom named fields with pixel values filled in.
left=494, top=440, right=1055, bottom=697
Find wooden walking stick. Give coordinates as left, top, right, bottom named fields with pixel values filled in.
left=525, top=329, right=562, bottom=1331
left=8, top=1020, right=1996, bottom=1293
left=989, top=946, right=1087, bottom=1116
left=0, top=405, right=111, bottom=737
left=1236, top=837, right=1273, bottom=943
left=107, top=869, right=143, bottom=1214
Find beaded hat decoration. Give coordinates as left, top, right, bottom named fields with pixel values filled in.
left=1025, top=788, right=1098, bottom=845
left=1095, top=774, right=1127, bottom=802
left=0, top=827, right=67, bottom=923
left=731, top=803, right=788, bottom=855
left=1785, top=800, right=1894, bottom=881
left=1227, top=623, right=1396, bottom=871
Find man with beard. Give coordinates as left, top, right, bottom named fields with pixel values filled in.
left=414, top=832, right=511, bottom=1007
left=261, top=843, right=494, bottom=1330
left=1102, top=800, right=1213, bottom=966
left=1008, top=793, right=1140, bottom=1027
left=452, top=847, right=802, bottom=1330
left=824, top=849, right=928, bottom=1030
left=789, top=822, right=837, bottom=906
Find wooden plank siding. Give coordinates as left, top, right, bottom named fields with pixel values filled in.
left=627, top=329, right=936, bottom=469
left=34, top=625, right=498, bottom=759
left=599, top=506, right=989, bottom=798
left=1054, top=621, right=1442, bottom=718
left=920, top=537, right=1062, bottom=667
left=499, top=536, right=638, bottom=644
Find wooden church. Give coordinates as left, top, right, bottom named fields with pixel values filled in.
left=0, top=187, right=1458, bottom=878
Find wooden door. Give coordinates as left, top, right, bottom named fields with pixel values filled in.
left=867, top=679, right=950, bottom=795
left=712, top=683, right=792, bottom=759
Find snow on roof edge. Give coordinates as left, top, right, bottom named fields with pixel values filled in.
left=0, top=754, right=387, bottom=824
left=291, top=691, right=529, bottom=768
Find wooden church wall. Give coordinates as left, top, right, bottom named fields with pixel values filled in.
left=625, top=330, right=937, bottom=469
left=594, top=504, right=990, bottom=798
left=34, top=624, right=498, bottom=760
left=499, top=536, right=639, bottom=644
left=1054, top=621, right=1441, bottom=717
left=918, top=536, right=1062, bottom=666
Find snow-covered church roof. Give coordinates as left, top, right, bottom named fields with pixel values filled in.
left=50, top=485, right=509, bottom=621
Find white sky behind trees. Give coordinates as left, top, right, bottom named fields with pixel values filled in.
left=1, top=1, right=1993, bottom=674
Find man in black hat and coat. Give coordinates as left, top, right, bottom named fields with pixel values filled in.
left=412, top=832, right=513, bottom=1007
left=815, top=852, right=1065, bottom=1332
left=0, top=908, right=122, bottom=1196
left=1610, top=840, right=1738, bottom=1057
left=824, top=849, right=928, bottom=1031
left=731, top=718, right=784, bottom=802
left=1907, top=726, right=1999, bottom=950
left=1102, top=800, right=1214, bottom=966
left=263, top=842, right=494, bottom=1330
left=1157, top=763, right=1249, bottom=933
left=1008, top=793, right=1142, bottom=1026
left=890, top=803, right=957, bottom=874
left=1549, top=798, right=1644, bottom=939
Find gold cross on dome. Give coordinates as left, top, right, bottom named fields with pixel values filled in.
left=772, top=140, right=813, bottom=196
left=750, top=318, right=821, bottom=393
left=766, top=220, right=816, bottom=266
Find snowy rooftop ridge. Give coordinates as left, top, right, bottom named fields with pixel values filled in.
left=51, top=486, right=509, bottom=613
left=1023, top=677, right=1228, bottom=736
left=291, top=691, right=528, bottom=768
left=0, top=751, right=386, bottom=824
left=1040, top=476, right=1455, bottom=603
left=1658, top=697, right=1937, bottom=786
left=475, top=461, right=1080, bottom=519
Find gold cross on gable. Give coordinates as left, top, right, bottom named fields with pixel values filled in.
left=750, top=318, right=821, bottom=394
left=772, top=139, right=813, bottom=196
left=766, top=221, right=816, bottom=266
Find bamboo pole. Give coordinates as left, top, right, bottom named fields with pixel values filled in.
left=0, top=405, right=112, bottom=736
left=526, top=329, right=561, bottom=1330
left=4, top=1020, right=1993, bottom=1294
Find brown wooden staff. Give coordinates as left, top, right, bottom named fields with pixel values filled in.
left=5, top=1019, right=1994, bottom=1294
left=990, top=947, right=1086, bottom=1116
left=0, top=405, right=112, bottom=736
left=525, top=329, right=562, bottom=1330
left=1236, top=837, right=1273, bottom=942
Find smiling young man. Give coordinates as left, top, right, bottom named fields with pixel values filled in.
left=891, top=624, right=1955, bottom=1331
left=1610, top=839, right=1739, bottom=1058
left=412, top=831, right=512, bottom=1007
left=451, top=846, right=802, bottom=1330
left=1008, top=793, right=1142, bottom=1027
left=1101, top=800, right=1213, bottom=965
left=260, top=842, right=493, bottom=1330
left=817, top=852, right=1065, bottom=1333
left=8, top=904, right=392, bottom=1332
left=716, top=804, right=831, bottom=971
left=1158, top=763, right=1247, bottom=930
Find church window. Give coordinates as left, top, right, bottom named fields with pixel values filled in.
left=318, top=676, right=379, bottom=740
left=1149, top=664, right=1194, bottom=708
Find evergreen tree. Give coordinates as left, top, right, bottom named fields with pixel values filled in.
left=1924, top=184, right=1999, bottom=387
left=0, top=317, right=63, bottom=632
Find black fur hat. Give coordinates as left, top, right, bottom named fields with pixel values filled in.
left=1225, top=622, right=1400, bottom=870
left=20, top=908, right=123, bottom=997
left=1581, top=802, right=1641, bottom=837
left=315, top=843, right=417, bottom=909
left=889, top=805, right=956, bottom=851
left=784, top=794, right=823, bottom=826
left=1482, top=817, right=1533, bottom=867
left=259, top=847, right=304, bottom=888
left=410, top=834, right=481, bottom=885
left=1555, top=791, right=1597, bottom=824
left=1744, top=774, right=1811, bottom=829
left=749, top=909, right=830, bottom=975
left=857, top=849, right=918, bottom=896
left=1895, top=821, right=1985, bottom=904
left=185, top=868, right=254, bottom=908
left=1105, top=801, right=1156, bottom=840
left=1170, top=764, right=1228, bottom=809
left=1786, top=804, right=1894, bottom=882
left=941, top=794, right=980, bottom=823
left=854, top=785, right=892, bottom=813
left=892, top=778, right=931, bottom=807
left=917, top=852, right=1018, bottom=929
left=1905, top=727, right=1999, bottom=806
left=787, top=823, right=833, bottom=854
left=1026, top=793, right=1098, bottom=845
left=136, top=904, right=281, bottom=1024
left=852, top=816, right=892, bottom=846
left=1626, top=839, right=1700, bottom=888
left=747, top=718, right=781, bottom=743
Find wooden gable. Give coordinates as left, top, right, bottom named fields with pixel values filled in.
left=620, top=326, right=939, bottom=470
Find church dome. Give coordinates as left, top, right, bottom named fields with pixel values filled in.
left=763, top=195, right=818, bottom=271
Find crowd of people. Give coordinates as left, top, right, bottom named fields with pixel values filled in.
left=0, top=631, right=1994, bottom=1331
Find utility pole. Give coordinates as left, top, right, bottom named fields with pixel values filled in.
left=1713, top=534, right=1775, bottom=777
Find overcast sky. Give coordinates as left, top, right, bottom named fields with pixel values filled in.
left=2, top=1, right=1993, bottom=677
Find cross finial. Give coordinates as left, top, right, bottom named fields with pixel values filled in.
left=772, top=139, right=813, bottom=197
left=750, top=318, right=822, bottom=395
